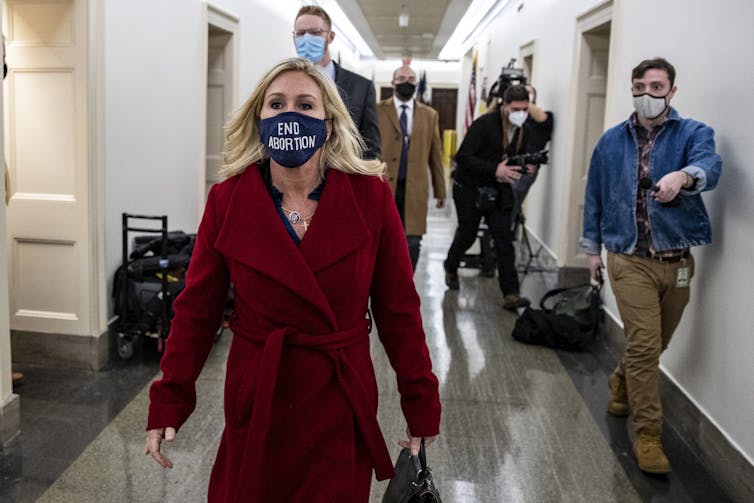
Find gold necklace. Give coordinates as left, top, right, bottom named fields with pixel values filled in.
left=281, top=206, right=315, bottom=231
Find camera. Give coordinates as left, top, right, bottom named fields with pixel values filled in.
left=475, top=186, right=498, bottom=211
left=506, top=149, right=549, bottom=173
left=486, top=59, right=528, bottom=107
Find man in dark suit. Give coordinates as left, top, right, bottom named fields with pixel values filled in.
left=293, top=5, right=380, bottom=159
left=376, top=65, right=446, bottom=271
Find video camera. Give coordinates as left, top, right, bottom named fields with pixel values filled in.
left=486, top=59, right=528, bottom=107
left=506, top=149, right=549, bottom=173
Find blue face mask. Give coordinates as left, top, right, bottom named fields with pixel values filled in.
left=259, top=111, right=328, bottom=168
left=295, top=34, right=326, bottom=63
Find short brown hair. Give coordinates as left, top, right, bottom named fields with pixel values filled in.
left=296, top=5, right=332, bottom=30
left=502, top=84, right=529, bottom=104
left=631, top=58, right=676, bottom=86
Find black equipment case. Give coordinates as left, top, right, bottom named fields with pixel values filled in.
left=112, top=213, right=194, bottom=359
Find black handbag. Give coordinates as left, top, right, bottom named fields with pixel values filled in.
left=512, top=277, right=603, bottom=350
left=539, top=277, right=603, bottom=338
left=382, top=438, right=442, bottom=503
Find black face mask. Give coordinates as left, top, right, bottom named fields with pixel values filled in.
left=395, top=82, right=416, bottom=100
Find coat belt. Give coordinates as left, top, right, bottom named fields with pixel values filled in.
left=231, top=319, right=394, bottom=500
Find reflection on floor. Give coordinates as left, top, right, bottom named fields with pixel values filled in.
left=1, top=203, right=734, bottom=502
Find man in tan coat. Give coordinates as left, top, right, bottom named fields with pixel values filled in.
left=377, top=65, right=446, bottom=271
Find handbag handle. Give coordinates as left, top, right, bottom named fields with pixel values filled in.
left=539, top=277, right=603, bottom=311
left=418, top=437, right=428, bottom=473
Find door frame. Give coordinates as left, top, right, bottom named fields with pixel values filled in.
left=560, top=0, right=614, bottom=268
left=203, top=4, right=238, bottom=207
left=88, top=0, right=106, bottom=337
left=519, top=39, right=536, bottom=85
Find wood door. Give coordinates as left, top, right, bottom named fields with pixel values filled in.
left=428, top=88, right=457, bottom=134
left=206, top=26, right=232, bottom=196
left=3, top=0, right=92, bottom=334
left=565, top=18, right=611, bottom=267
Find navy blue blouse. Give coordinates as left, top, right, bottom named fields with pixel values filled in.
left=259, top=160, right=327, bottom=245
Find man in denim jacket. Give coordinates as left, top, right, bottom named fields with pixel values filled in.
left=581, top=58, right=721, bottom=474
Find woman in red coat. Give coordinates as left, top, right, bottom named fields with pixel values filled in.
left=144, top=58, right=441, bottom=502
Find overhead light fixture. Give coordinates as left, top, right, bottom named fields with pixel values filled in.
left=439, top=0, right=512, bottom=60
left=399, top=4, right=409, bottom=28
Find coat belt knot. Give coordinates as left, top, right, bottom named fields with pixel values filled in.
left=231, top=319, right=394, bottom=501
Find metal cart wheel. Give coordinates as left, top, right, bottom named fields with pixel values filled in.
left=116, top=330, right=140, bottom=360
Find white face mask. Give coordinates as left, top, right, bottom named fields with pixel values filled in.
left=508, top=110, right=528, bottom=127
left=632, top=93, right=668, bottom=119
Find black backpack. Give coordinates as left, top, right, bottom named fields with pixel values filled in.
left=512, top=280, right=603, bottom=350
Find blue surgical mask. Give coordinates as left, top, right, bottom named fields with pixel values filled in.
left=259, top=111, right=328, bottom=168
left=295, top=34, right=326, bottom=63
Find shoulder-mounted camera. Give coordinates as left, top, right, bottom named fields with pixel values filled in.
left=486, top=59, right=528, bottom=107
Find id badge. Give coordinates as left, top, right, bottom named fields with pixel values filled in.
left=676, top=267, right=690, bottom=288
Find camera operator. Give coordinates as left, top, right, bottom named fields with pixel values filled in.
left=444, top=84, right=535, bottom=310
left=511, top=84, right=553, bottom=225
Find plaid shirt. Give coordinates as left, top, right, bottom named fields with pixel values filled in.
left=633, top=113, right=687, bottom=258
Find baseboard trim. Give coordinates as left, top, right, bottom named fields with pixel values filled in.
left=595, top=285, right=752, bottom=503
left=0, top=393, right=20, bottom=449
left=11, top=329, right=111, bottom=371
left=660, top=366, right=754, bottom=503
left=525, top=222, right=754, bottom=503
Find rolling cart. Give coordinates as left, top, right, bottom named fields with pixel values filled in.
left=113, top=213, right=188, bottom=360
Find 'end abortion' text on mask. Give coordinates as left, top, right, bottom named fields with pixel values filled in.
left=267, top=122, right=319, bottom=151
left=258, top=111, right=328, bottom=168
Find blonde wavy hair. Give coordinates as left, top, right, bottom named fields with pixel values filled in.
left=219, top=58, right=385, bottom=179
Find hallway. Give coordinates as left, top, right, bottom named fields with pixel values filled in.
left=0, top=205, right=734, bottom=502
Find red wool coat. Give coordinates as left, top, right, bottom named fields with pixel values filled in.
left=147, top=164, right=441, bottom=503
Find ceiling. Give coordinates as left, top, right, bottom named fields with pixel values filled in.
left=335, top=0, right=475, bottom=60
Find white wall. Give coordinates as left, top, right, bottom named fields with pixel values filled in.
left=465, top=0, right=754, bottom=463
left=610, top=0, right=754, bottom=465
left=103, top=0, right=316, bottom=317
left=104, top=0, right=207, bottom=315
left=474, top=0, right=602, bottom=264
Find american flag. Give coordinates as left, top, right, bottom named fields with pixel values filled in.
left=465, top=51, right=478, bottom=132
left=417, top=70, right=427, bottom=104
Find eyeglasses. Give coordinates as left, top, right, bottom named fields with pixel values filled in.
left=293, top=28, right=329, bottom=38
left=394, top=76, right=417, bottom=84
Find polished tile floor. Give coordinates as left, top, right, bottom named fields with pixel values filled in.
left=1, top=204, right=735, bottom=502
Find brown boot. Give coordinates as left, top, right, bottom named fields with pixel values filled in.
left=607, top=373, right=629, bottom=416
left=633, top=431, right=672, bottom=474
left=503, top=294, right=531, bottom=310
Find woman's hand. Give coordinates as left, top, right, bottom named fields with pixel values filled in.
left=398, top=427, right=438, bottom=456
left=145, top=427, right=176, bottom=468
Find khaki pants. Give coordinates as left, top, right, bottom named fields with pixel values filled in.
left=607, top=252, right=695, bottom=435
